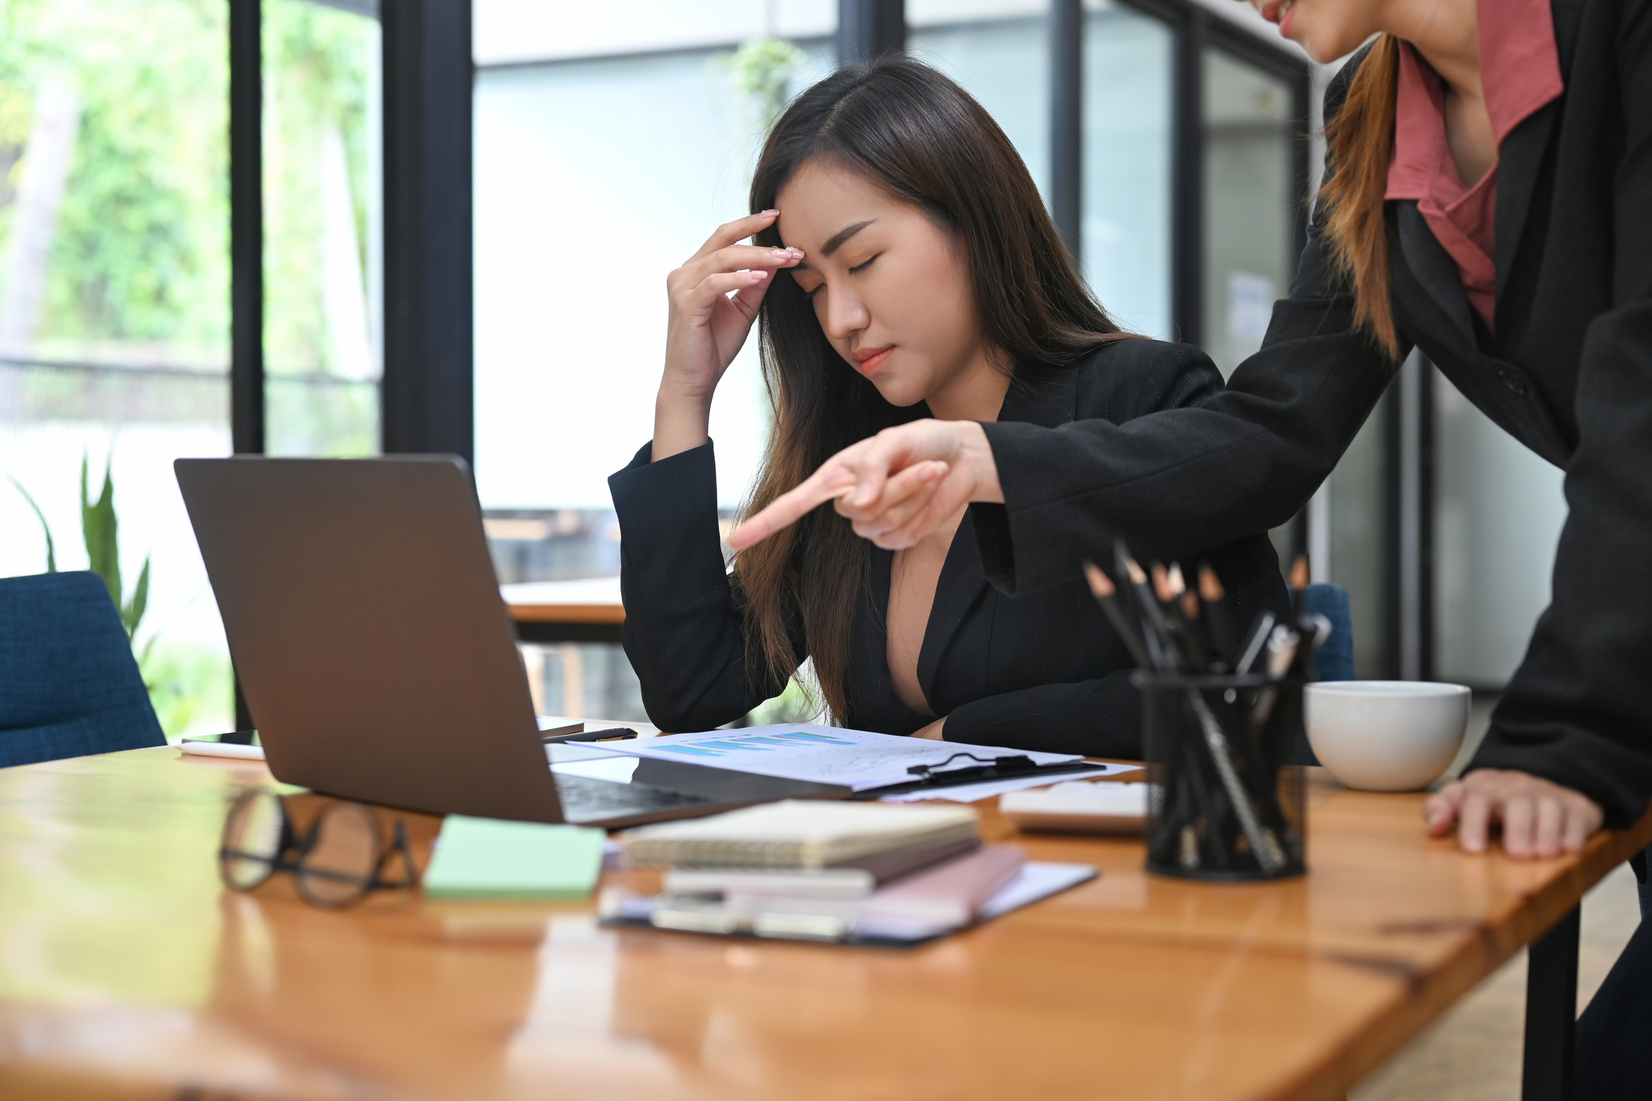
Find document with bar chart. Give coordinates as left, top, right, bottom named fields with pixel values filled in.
left=596, top=724, right=1089, bottom=793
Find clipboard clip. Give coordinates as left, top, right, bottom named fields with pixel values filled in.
left=906, top=751, right=1038, bottom=783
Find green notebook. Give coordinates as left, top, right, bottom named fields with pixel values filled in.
left=423, top=816, right=606, bottom=900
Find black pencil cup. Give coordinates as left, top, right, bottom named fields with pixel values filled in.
left=1134, top=672, right=1306, bottom=881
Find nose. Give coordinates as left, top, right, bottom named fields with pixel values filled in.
left=818, top=284, right=869, bottom=344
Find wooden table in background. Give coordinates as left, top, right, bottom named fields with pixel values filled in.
left=504, top=577, right=624, bottom=645
left=0, top=747, right=1646, bottom=1101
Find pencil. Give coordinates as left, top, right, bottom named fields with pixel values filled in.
left=1163, top=564, right=1208, bottom=672
left=1117, top=543, right=1175, bottom=670
left=1083, top=561, right=1153, bottom=669
left=1289, top=555, right=1309, bottom=624
left=1198, top=563, right=1240, bottom=667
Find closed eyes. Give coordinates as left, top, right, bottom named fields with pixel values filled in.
left=798, top=254, right=880, bottom=300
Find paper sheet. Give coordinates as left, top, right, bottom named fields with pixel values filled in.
left=879, top=763, right=1141, bottom=803
left=603, top=861, right=1100, bottom=944
left=591, top=724, right=1085, bottom=793
left=975, top=862, right=1099, bottom=920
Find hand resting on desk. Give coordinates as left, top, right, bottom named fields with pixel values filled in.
left=1425, top=769, right=1604, bottom=858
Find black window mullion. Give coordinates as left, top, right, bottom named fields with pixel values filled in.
left=838, top=0, right=905, bottom=64
left=381, top=0, right=475, bottom=460
left=229, top=0, right=263, bottom=457
left=1171, top=6, right=1206, bottom=348
left=1050, top=0, right=1083, bottom=260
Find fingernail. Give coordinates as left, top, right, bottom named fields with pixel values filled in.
left=761, top=209, right=779, bottom=217
left=750, top=269, right=769, bottom=280
left=772, top=249, right=793, bottom=261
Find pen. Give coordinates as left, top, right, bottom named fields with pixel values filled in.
left=542, top=727, right=639, bottom=744
left=1234, top=611, right=1278, bottom=676
left=1249, top=625, right=1300, bottom=730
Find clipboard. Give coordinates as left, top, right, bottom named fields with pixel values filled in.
left=855, top=752, right=1108, bottom=799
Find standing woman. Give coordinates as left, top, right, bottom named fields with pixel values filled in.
left=734, top=0, right=1652, bottom=1085
left=737, top=0, right=1652, bottom=861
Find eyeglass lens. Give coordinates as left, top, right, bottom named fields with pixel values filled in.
left=220, top=790, right=286, bottom=891
left=296, top=800, right=382, bottom=908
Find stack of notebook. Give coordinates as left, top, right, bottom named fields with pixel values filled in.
left=603, top=800, right=1047, bottom=943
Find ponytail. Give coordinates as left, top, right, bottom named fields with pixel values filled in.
left=1318, top=35, right=1403, bottom=360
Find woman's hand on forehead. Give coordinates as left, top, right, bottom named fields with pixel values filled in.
left=653, top=210, right=805, bottom=462
left=728, top=419, right=1004, bottom=550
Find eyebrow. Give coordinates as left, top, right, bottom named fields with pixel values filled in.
left=821, top=219, right=875, bottom=258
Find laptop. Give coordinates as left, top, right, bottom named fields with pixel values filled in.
left=174, top=455, right=848, bottom=827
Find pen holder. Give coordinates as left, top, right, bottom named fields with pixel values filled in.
left=1133, top=672, right=1306, bottom=882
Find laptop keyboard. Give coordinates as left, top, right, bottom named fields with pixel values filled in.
left=553, top=772, right=713, bottom=822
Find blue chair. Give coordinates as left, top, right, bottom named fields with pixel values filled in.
left=1294, top=582, right=1354, bottom=765
left=0, top=572, right=165, bottom=768
left=1302, top=582, right=1355, bottom=682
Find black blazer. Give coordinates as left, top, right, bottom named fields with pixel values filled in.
left=609, top=341, right=1289, bottom=756
left=972, top=0, right=1652, bottom=824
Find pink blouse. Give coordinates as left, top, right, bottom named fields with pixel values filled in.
left=1384, top=0, right=1564, bottom=335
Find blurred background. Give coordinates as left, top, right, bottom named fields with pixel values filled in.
left=0, top=0, right=1565, bottom=733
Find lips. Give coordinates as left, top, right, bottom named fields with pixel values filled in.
left=854, top=346, right=894, bottom=378
left=1259, top=0, right=1294, bottom=26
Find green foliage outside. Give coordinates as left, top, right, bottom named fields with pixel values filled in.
left=0, top=0, right=229, bottom=362
left=0, top=0, right=378, bottom=737
left=263, top=0, right=380, bottom=456
left=262, top=0, right=374, bottom=376
left=0, top=0, right=374, bottom=370
left=714, top=38, right=808, bottom=134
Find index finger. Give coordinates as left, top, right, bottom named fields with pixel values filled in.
left=1424, top=781, right=1465, bottom=835
left=692, top=209, right=780, bottom=261
left=1458, top=791, right=1492, bottom=853
left=729, top=470, right=853, bottom=550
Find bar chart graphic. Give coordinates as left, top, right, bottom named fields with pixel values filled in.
left=655, top=730, right=858, bottom=758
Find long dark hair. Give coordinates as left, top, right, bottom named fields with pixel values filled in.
left=735, top=56, right=1134, bottom=721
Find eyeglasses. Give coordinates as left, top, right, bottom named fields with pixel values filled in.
left=219, top=790, right=420, bottom=909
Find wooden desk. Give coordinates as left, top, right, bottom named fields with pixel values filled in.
left=503, top=578, right=624, bottom=644
left=0, top=748, right=1646, bottom=1101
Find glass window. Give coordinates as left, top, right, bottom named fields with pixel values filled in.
left=1325, top=402, right=1390, bottom=678
left=262, top=0, right=382, bottom=457
left=474, top=32, right=833, bottom=514
left=1201, top=47, right=1294, bottom=377
left=908, top=1, right=1050, bottom=200
left=0, top=0, right=232, bottom=738
left=473, top=4, right=835, bottom=720
left=1433, top=375, right=1566, bottom=685
left=1082, top=0, right=1173, bottom=340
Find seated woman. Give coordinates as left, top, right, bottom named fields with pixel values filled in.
left=609, top=57, right=1287, bottom=755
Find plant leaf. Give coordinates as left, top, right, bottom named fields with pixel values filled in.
left=82, top=450, right=121, bottom=607
left=7, top=475, right=57, bottom=572
left=137, top=630, right=159, bottom=670
left=123, top=556, right=150, bottom=640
